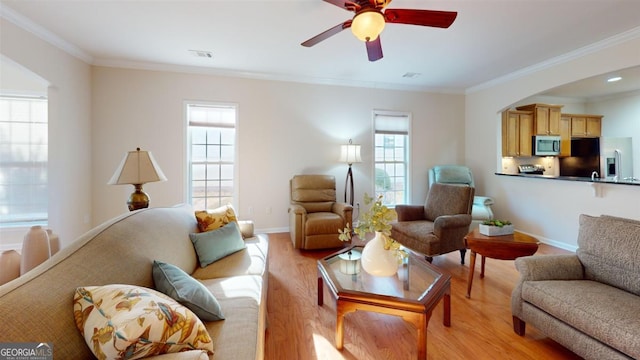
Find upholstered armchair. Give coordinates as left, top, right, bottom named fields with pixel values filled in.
left=429, top=165, right=494, bottom=230
left=391, top=183, right=474, bottom=264
left=288, top=175, right=353, bottom=250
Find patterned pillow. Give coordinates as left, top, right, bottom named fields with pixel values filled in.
left=73, top=284, right=214, bottom=360
left=194, top=205, right=238, bottom=232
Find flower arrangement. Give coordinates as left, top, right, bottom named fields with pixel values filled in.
left=338, top=193, right=400, bottom=252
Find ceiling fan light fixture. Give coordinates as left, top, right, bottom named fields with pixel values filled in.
left=351, top=10, right=385, bottom=42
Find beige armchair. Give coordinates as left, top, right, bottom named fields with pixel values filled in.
left=429, top=165, right=494, bottom=230
left=391, top=183, right=474, bottom=264
left=288, top=175, right=353, bottom=250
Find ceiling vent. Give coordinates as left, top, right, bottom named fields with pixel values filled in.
left=189, top=50, right=213, bottom=59
left=402, top=72, right=421, bottom=79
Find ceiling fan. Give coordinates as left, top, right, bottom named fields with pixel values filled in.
left=301, top=0, right=457, bottom=62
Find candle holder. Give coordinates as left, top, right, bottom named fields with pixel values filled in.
left=338, top=249, right=361, bottom=275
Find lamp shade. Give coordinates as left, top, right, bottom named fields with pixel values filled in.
left=351, top=9, right=386, bottom=42
left=108, top=148, right=167, bottom=185
left=339, top=139, right=362, bottom=165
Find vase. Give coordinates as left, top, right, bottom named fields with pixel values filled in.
left=20, top=225, right=51, bottom=275
left=361, top=231, right=399, bottom=277
left=46, top=229, right=60, bottom=256
left=0, top=250, right=21, bottom=285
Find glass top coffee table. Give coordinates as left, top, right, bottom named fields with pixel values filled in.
left=317, top=245, right=451, bottom=360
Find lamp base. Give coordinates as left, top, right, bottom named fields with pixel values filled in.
left=127, top=184, right=149, bottom=211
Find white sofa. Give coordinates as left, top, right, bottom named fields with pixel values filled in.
left=0, top=204, right=268, bottom=360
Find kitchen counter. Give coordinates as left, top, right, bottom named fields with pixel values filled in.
left=496, top=172, right=640, bottom=186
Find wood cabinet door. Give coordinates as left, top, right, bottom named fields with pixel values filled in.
left=571, top=117, right=586, bottom=136
left=502, top=111, right=519, bottom=157
left=518, top=112, right=533, bottom=156
left=559, top=115, right=571, bottom=156
left=534, top=107, right=549, bottom=135
left=586, top=117, right=601, bottom=136
left=548, top=107, right=561, bottom=135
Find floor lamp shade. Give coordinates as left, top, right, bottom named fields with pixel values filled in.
left=339, top=139, right=362, bottom=206
left=108, top=148, right=167, bottom=211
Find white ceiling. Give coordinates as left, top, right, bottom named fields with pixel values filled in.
left=1, top=0, right=640, bottom=95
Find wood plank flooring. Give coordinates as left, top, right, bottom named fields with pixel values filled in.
left=264, top=232, right=583, bottom=360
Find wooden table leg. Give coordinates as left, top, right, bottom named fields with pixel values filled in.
left=317, top=272, right=324, bottom=306
left=466, top=250, right=476, bottom=298
left=443, top=289, right=451, bottom=327
left=480, top=255, right=486, bottom=278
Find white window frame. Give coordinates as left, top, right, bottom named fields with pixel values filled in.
left=184, top=101, right=238, bottom=210
left=0, top=94, right=48, bottom=228
left=372, top=110, right=411, bottom=206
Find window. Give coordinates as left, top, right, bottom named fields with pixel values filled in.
left=373, top=111, right=410, bottom=206
left=0, top=95, right=48, bottom=227
left=186, top=103, right=237, bottom=210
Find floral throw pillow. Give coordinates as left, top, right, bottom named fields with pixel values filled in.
left=73, top=284, right=214, bottom=360
left=194, top=205, right=238, bottom=232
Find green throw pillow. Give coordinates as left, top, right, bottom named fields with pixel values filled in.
left=189, top=221, right=246, bottom=267
left=152, top=260, right=224, bottom=321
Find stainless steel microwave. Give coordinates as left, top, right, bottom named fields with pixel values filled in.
left=533, top=135, right=561, bottom=156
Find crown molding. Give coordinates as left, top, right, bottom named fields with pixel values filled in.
left=466, top=25, right=640, bottom=95
left=0, top=4, right=93, bottom=64
left=93, top=57, right=465, bottom=95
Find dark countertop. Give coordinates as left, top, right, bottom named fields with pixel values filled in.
left=495, top=173, right=640, bottom=186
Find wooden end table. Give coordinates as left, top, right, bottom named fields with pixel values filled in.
left=317, top=245, right=451, bottom=360
left=464, top=228, right=539, bottom=298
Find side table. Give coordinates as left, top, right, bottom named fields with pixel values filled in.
left=464, top=228, right=539, bottom=298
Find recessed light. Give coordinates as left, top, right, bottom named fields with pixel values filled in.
left=607, top=76, right=622, bottom=82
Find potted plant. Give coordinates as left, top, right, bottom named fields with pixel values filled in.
left=339, top=194, right=404, bottom=276
left=479, top=219, right=514, bottom=236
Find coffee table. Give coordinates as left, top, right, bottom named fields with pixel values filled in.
left=317, top=245, right=451, bottom=360
left=464, top=228, right=539, bottom=298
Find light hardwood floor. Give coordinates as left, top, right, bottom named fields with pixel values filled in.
left=264, top=232, right=583, bottom=360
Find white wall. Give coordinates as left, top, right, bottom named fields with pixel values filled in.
left=466, top=35, right=640, bottom=250
left=91, top=66, right=465, bottom=230
left=0, top=18, right=92, bottom=248
left=587, top=91, right=640, bottom=177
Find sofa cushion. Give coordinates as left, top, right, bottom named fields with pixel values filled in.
left=73, top=284, right=214, bottom=360
left=190, top=221, right=246, bottom=267
left=199, top=275, right=265, bottom=360
left=576, top=214, right=640, bottom=296
left=152, top=260, right=224, bottom=321
left=522, top=280, right=640, bottom=359
left=194, top=204, right=238, bottom=232
left=192, top=234, right=268, bottom=280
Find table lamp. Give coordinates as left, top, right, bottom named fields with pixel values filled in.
left=108, top=147, right=167, bottom=211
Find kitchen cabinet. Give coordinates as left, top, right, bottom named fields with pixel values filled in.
left=515, top=103, right=563, bottom=135
left=559, top=115, right=571, bottom=157
left=502, top=110, right=533, bottom=157
left=566, top=114, right=602, bottom=137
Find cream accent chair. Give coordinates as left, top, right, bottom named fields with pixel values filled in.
left=429, top=165, right=494, bottom=230
left=391, top=183, right=474, bottom=264
left=288, top=175, right=353, bottom=250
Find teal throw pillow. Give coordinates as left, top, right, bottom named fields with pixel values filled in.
left=152, top=260, right=224, bottom=321
left=189, top=221, right=246, bottom=267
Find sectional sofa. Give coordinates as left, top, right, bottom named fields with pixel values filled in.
left=0, top=204, right=268, bottom=360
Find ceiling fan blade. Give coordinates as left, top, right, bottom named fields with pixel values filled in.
left=384, top=9, right=457, bottom=28
left=323, top=0, right=360, bottom=11
left=366, top=36, right=383, bottom=62
left=301, top=21, right=352, bottom=47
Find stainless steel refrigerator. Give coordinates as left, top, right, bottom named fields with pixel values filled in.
left=600, top=137, right=634, bottom=181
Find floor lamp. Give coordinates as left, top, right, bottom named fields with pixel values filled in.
left=339, top=139, right=362, bottom=206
